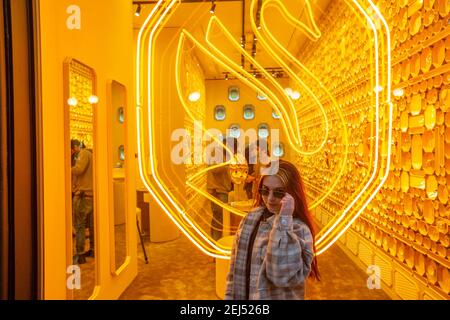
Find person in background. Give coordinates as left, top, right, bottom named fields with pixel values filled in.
left=244, top=139, right=270, bottom=200
left=244, top=143, right=258, bottom=200
left=71, top=139, right=94, bottom=264
left=206, top=137, right=237, bottom=241
left=225, top=159, right=320, bottom=299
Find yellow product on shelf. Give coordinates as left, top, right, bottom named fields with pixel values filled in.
left=410, top=218, right=419, bottom=231
left=436, top=217, right=448, bottom=234
left=436, top=110, right=445, bottom=125
left=437, top=0, right=450, bottom=17
left=435, top=128, right=444, bottom=168
left=422, top=0, right=433, bottom=12
left=414, top=233, right=423, bottom=245
left=374, top=228, right=382, bottom=246
left=426, top=175, right=438, bottom=200
left=428, top=224, right=440, bottom=242
left=402, top=59, right=411, bottom=81
left=409, top=12, right=421, bottom=36
left=401, top=171, right=410, bottom=192
left=393, top=64, right=402, bottom=84
left=409, top=115, right=425, bottom=134
left=445, top=111, right=450, bottom=126
left=445, top=127, right=450, bottom=143
left=422, top=130, right=435, bottom=152
left=405, top=246, right=415, bottom=269
left=432, top=40, right=446, bottom=67
left=400, top=29, right=408, bottom=43
left=411, top=134, right=423, bottom=169
left=431, top=240, right=438, bottom=254
left=422, top=10, right=435, bottom=26
left=397, top=241, right=406, bottom=262
left=402, top=132, right=411, bottom=151
left=423, top=152, right=435, bottom=175
left=434, top=75, right=443, bottom=88
left=445, top=142, right=450, bottom=159
left=404, top=193, right=413, bottom=215
left=423, top=199, right=435, bottom=224
left=437, top=244, right=447, bottom=258
left=423, top=236, right=432, bottom=250
left=440, top=234, right=449, bottom=251
left=382, top=233, right=389, bottom=252
left=370, top=226, right=377, bottom=242
left=410, top=94, right=422, bottom=116
left=403, top=151, right=412, bottom=171
left=421, top=47, right=433, bottom=73
left=410, top=169, right=426, bottom=189
left=424, top=105, right=436, bottom=130
left=401, top=111, right=409, bottom=132
left=437, top=266, right=450, bottom=294
left=443, top=72, right=450, bottom=84
left=421, top=80, right=429, bottom=93
left=426, top=259, right=438, bottom=285
left=438, top=184, right=448, bottom=204
left=410, top=53, right=421, bottom=77
left=426, top=88, right=438, bottom=105
left=439, top=88, right=450, bottom=112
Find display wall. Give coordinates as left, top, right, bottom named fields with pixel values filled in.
left=297, top=0, right=450, bottom=299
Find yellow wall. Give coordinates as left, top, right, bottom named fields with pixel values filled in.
left=39, top=0, right=136, bottom=299
left=299, top=0, right=450, bottom=299
left=205, top=79, right=289, bottom=159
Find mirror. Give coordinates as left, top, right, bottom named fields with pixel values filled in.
left=108, top=81, right=128, bottom=274
left=64, top=58, right=97, bottom=299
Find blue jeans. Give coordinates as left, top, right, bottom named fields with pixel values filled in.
left=73, top=194, right=94, bottom=255
left=210, top=192, right=228, bottom=241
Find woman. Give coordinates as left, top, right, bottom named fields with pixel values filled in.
left=224, top=160, right=320, bottom=300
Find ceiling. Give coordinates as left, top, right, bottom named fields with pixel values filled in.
left=133, top=0, right=332, bottom=79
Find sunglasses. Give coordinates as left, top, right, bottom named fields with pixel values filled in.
left=259, top=187, right=286, bottom=199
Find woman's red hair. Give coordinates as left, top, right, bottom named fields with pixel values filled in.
left=253, top=160, right=320, bottom=280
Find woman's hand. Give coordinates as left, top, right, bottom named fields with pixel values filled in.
left=279, top=193, right=295, bottom=216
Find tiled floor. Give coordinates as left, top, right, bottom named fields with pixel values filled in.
left=119, top=234, right=391, bottom=300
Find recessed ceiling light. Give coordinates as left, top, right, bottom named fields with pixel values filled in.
left=188, top=91, right=201, bottom=102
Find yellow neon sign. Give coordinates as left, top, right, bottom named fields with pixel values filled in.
left=136, top=0, right=392, bottom=258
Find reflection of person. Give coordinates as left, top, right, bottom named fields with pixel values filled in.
left=244, top=139, right=270, bottom=200
left=225, top=160, right=320, bottom=300
left=206, top=137, right=236, bottom=241
left=71, top=139, right=94, bottom=264
left=244, top=144, right=257, bottom=199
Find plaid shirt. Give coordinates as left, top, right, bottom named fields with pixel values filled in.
left=224, top=206, right=314, bottom=300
